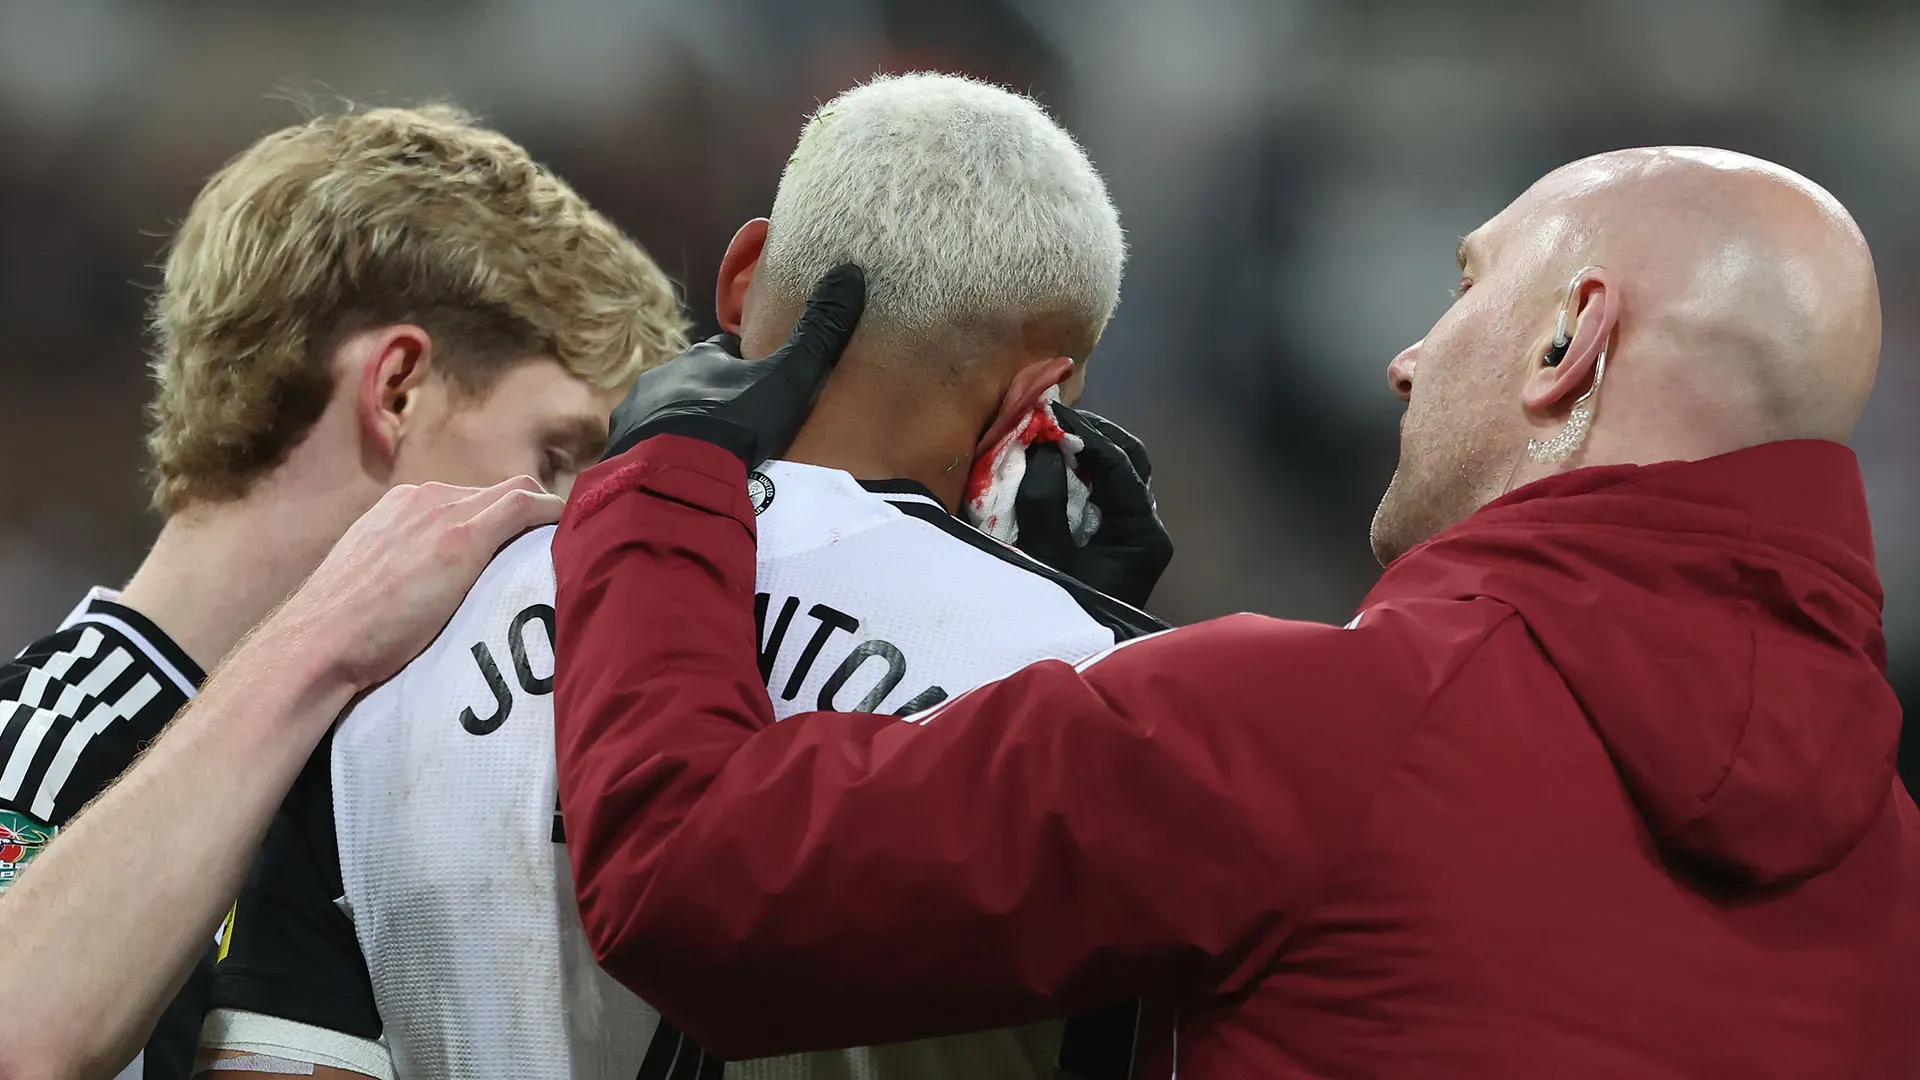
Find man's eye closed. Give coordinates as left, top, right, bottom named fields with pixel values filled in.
left=1452, top=276, right=1475, bottom=300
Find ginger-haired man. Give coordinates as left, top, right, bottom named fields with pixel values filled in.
left=0, top=103, right=685, bottom=1079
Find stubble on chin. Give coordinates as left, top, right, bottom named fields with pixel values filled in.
left=1369, top=473, right=1419, bottom=567
left=1370, top=436, right=1491, bottom=567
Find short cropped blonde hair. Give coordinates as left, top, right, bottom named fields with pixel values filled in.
left=760, top=74, right=1123, bottom=353
left=148, top=104, right=687, bottom=513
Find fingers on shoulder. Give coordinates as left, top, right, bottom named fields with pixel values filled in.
left=376, top=479, right=488, bottom=521
left=383, top=478, right=556, bottom=561
left=425, top=476, right=546, bottom=524
left=455, top=483, right=564, bottom=547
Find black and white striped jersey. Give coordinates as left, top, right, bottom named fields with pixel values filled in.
left=0, top=590, right=200, bottom=829
left=0, top=588, right=208, bottom=1080
left=207, top=462, right=1164, bottom=1080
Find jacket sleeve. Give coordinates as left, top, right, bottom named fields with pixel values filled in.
left=552, top=435, right=1417, bottom=1060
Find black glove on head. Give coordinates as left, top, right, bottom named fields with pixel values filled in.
left=603, top=264, right=866, bottom=467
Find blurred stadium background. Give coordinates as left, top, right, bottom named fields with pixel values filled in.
left=1, top=0, right=1914, bottom=783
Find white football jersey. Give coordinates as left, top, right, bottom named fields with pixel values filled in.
left=311, top=462, right=1157, bottom=1078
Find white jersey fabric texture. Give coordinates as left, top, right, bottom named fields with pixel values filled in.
left=329, top=461, right=1133, bottom=1079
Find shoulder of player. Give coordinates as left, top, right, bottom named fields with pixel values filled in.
left=345, top=523, right=557, bottom=713
left=750, top=462, right=904, bottom=545
left=0, top=608, right=196, bottom=827
left=411, top=524, right=556, bottom=647
left=55, top=590, right=202, bottom=692
left=0, top=617, right=189, bottom=709
left=481, top=523, right=556, bottom=585
left=8, top=604, right=196, bottom=697
left=866, top=493, right=1168, bottom=639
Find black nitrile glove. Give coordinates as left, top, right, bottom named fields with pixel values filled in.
left=603, top=264, right=866, bottom=467
left=1014, top=404, right=1173, bottom=608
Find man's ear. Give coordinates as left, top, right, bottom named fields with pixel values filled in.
left=1523, top=270, right=1618, bottom=417
left=716, top=218, right=770, bottom=335
left=354, top=325, right=434, bottom=468
left=1057, top=358, right=1090, bottom=406
left=975, top=355, right=1076, bottom=457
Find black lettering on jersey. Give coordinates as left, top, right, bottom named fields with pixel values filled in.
left=755, top=594, right=799, bottom=683
left=818, top=639, right=907, bottom=712
left=459, top=643, right=513, bottom=736
left=462, top=603, right=556, bottom=736
left=757, top=595, right=950, bottom=715
left=892, top=685, right=950, bottom=716
left=781, top=604, right=858, bottom=701
left=509, top=604, right=556, bottom=696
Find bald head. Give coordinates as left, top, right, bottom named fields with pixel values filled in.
left=1371, top=147, right=1882, bottom=565
left=1511, top=147, right=1880, bottom=446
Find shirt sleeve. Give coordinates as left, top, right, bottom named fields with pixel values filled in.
left=208, top=731, right=383, bottom=1042
left=0, top=620, right=192, bottom=832
left=552, top=436, right=1425, bottom=1061
left=197, top=1009, right=394, bottom=1080
left=0, top=613, right=210, bottom=1079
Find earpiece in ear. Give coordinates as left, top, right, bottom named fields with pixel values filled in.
left=1542, top=264, right=1603, bottom=368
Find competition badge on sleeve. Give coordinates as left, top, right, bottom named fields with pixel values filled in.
left=0, top=809, right=55, bottom=891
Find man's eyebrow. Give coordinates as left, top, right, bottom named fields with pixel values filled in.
left=1456, top=236, right=1471, bottom=271
left=557, top=416, right=610, bottom=463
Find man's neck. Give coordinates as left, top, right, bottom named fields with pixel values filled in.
left=784, top=381, right=983, bottom=513
left=116, top=489, right=360, bottom=673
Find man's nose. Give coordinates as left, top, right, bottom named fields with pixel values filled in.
left=1388, top=340, right=1421, bottom=403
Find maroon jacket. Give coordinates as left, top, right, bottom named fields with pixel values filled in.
left=553, top=435, right=1920, bottom=1079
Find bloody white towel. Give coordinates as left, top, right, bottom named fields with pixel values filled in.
left=962, top=386, right=1100, bottom=546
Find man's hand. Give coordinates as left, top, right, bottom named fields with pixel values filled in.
left=1014, top=406, right=1173, bottom=608
left=0, top=475, right=559, bottom=1080
left=276, top=475, right=564, bottom=690
left=603, top=264, right=866, bottom=466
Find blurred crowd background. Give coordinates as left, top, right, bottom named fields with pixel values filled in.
left=2, top=0, right=1915, bottom=781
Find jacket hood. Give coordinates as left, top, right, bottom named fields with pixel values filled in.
left=1366, top=440, right=1900, bottom=888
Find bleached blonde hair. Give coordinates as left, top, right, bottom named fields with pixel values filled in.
left=147, top=103, right=689, bottom=513
left=758, top=73, right=1124, bottom=356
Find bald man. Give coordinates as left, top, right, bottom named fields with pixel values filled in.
left=1372, top=145, right=1882, bottom=560
left=548, top=147, right=1920, bottom=1079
